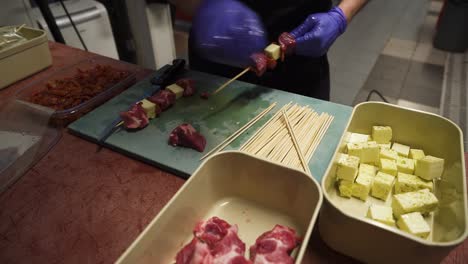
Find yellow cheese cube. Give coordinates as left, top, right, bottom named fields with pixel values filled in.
left=396, top=157, right=415, bottom=174
left=347, top=142, right=364, bottom=158
left=139, top=99, right=158, bottom=119
left=380, top=158, right=397, bottom=176
left=359, top=163, right=377, bottom=177
left=348, top=132, right=370, bottom=143
left=395, top=172, right=433, bottom=194
left=371, top=171, right=395, bottom=200
left=379, top=142, right=392, bottom=149
left=415, top=155, right=445, bottom=180
left=166, top=83, right=184, bottom=99
left=380, top=148, right=398, bottom=161
left=338, top=180, right=353, bottom=198
left=361, top=141, right=380, bottom=164
left=392, top=189, right=439, bottom=217
left=372, top=126, right=392, bottom=143
left=351, top=173, right=374, bottom=201
left=397, top=212, right=431, bottom=238
left=409, top=149, right=425, bottom=160
left=336, top=154, right=360, bottom=181
left=367, top=204, right=395, bottom=226
left=392, top=142, right=410, bottom=157
left=264, top=43, right=281, bottom=60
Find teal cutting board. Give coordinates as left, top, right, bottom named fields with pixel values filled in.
left=69, top=67, right=352, bottom=181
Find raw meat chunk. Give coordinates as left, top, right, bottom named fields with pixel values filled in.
left=175, top=217, right=251, bottom=264
left=147, top=89, right=176, bottom=111
left=249, top=225, right=300, bottom=264
left=176, top=78, right=197, bottom=97
left=176, top=237, right=213, bottom=264
left=200, top=92, right=210, bottom=99
left=250, top=53, right=268, bottom=76
left=169, top=123, right=207, bottom=152
left=278, top=33, right=296, bottom=61
left=119, top=102, right=149, bottom=129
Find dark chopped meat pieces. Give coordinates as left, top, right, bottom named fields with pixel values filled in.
left=147, top=89, right=176, bottom=111
left=278, top=33, right=296, bottom=61
left=168, top=123, right=206, bottom=152
left=176, top=78, right=196, bottom=97
left=29, top=65, right=130, bottom=110
left=119, top=102, right=149, bottom=129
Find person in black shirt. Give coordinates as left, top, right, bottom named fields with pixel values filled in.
left=187, top=0, right=367, bottom=101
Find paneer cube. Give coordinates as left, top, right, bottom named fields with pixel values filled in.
left=166, top=83, right=184, bottom=99
left=351, top=173, right=374, bottom=201
left=347, top=142, right=364, bottom=159
left=336, top=154, right=360, bottom=182
left=392, top=189, right=439, bottom=217
left=396, top=157, right=415, bottom=174
left=397, top=212, right=431, bottom=238
left=338, top=180, right=353, bottom=198
left=264, top=43, right=281, bottom=60
left=348, top=132, right=370, bottom=143
left=392, top=142, right=410, bottom=157
left=380, top=158, right=398, bottom=176
left=380, top=148, right=399, bottom=161
left=367, top=204, right=395, bottom=226
left=361, top=141, right=380, bottom=164
left=359, top=163, right=377, bottom=177
left=394, top=172, right=433, bottom=194
left=415, top=155, right=445, bottom=180
left=139, top=99, right=158, bottom=119
left=409, top=149, right=425, bottom=160
left=371, top=171, right=395, bottom=200
left=379, top=142, right=392, bottom=149
left=372, top=126, right=392, bottom=143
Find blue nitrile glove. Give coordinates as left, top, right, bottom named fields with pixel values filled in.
left=191, top=0, right=268, bottom=68
left=290, top=7, right=347, bottom=57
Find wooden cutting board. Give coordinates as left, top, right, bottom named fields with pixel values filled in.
left=68, top=67, right=352, bottom=180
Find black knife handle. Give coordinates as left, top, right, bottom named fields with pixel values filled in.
left=151, top=59, right=186, bottom=86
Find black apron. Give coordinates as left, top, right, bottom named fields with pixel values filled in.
left=189, top=0, right=332, bottom=100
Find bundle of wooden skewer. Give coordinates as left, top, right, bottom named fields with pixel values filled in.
left=240, top=103, right=334, bottom=174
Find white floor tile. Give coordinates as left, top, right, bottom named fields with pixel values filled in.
left=382, top=38, right=417, bottom=59
left=412, top=43, right=447, bottom=66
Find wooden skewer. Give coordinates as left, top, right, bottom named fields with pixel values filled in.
left=281, top=109, right=311, bottom=175
left=240, top=103, right=292, bottom=151
left=15, top=24, right=26, bottom=33
left=211, top=67, right=251, bottom=95
left=200, top=102, right=277, bottom=160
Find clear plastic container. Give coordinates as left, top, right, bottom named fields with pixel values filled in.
left=15, top=56, right=137, bottom=126
left=0, top=99, right=60, bottom=193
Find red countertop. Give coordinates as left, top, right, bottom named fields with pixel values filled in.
left=0, top=42, right=466, bottom=264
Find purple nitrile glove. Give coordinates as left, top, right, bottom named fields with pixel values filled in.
left=290, top=7, right=347, bottom=58
left=191, top=0, right=268, bottom=68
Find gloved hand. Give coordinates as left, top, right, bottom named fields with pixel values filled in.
left=191, top=0, right=268, bottom=68
left=290, top=7, right=347, bottom=57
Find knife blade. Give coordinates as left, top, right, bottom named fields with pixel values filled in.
left=96, top=59, right=186, bottom=150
